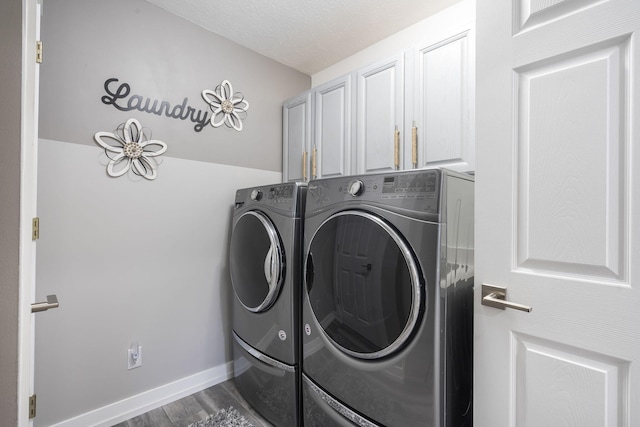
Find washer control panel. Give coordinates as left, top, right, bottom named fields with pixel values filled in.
left=235, top=183, right=304, bottom=216
left=266, top=185, right=294, bottom=200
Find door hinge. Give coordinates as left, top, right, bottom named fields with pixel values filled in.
left=36, top=40, right=43, bottom=64
left=32, top=217, right=40, bottom=240
left=29, top=394, right=36, bottom=419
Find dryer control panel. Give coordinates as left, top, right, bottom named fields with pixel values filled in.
left=307, top=170, right=444, bottom=218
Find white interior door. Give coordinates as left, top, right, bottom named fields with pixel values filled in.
left=475, top=0, right=640, bottom=426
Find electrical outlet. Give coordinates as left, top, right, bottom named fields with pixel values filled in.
left=128, top=345, right=142, bottom=370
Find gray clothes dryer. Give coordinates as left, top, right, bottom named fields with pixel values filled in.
left=301, top=169, right=474, bottom=427
left=230, top=182, right=306, bottom=427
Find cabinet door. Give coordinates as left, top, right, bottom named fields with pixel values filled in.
left=283, top=91, right=313, bottom=182
left=356, top=55, right=404, bottom=174
left=411, top=22, right=475, bottom=172
left=314, top=75, right=353, bottom=179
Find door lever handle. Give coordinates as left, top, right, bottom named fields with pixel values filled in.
left=481, top=284, right=532, bottom=313
left=31, top=294, right=59, bottom=313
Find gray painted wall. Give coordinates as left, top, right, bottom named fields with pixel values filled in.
left=39, top=0, right=310, bottom=172
left=34, top=0, right=310, bottom=425
left=0, top=1, right=23, bottom=425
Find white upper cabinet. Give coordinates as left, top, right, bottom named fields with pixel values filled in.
left=407, top=19, right=475, bottom=172
left=356, top=54, right=405, bottom=174
left=314, top=74, right=354, bottom=179
left=283, top=2, right=475, bottom=181
left=282, top=91, right=313, bottom=182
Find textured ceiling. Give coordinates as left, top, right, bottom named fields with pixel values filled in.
left=143, top=0, right=460, bottom=75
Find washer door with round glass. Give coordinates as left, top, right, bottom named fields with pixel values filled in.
left=305, top=210, right=422, bottom=359
left=230, top=211, right=285, bottom=313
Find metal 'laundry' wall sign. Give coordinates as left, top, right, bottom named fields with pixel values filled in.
left=101, top=78, right=211, bottom=132
left=100, top=78, right=249, bottom=133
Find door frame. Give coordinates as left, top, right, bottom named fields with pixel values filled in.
left=18, top=0, right=38, bottom=425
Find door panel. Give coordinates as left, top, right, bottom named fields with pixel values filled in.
left=513, top=333, right=628, bottom=427
left=283, top=92, right=312, bottom=182
left=356, top=55, right=404, bottom=174
left=416, top=30, right=474, bottom=171
left=515, top=38, right=628, bottom=280
left=475, top=0, right=640, bottom=425
left=314, top=75, right=352, bottom=179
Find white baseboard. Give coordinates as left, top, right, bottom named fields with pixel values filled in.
left=49, top=362, right=233, bottom=427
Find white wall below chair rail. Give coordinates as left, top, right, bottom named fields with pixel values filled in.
left=48, top=363, right=232, bottom=427
left=35, top=139, right=280, bottom=426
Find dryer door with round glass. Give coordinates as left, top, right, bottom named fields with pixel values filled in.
left=305, top=210, right=422, bottom=359
left=230, top=211, right=285, bottom=313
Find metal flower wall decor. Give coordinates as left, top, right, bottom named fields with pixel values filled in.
left=201, top=80, right=249, bottom=131
left=94, top=118, right=167, bottom=180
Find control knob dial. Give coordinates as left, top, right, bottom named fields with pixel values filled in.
left=250, top=189, right=263, bottom=201
left=347, top=180, right=364, bottom=197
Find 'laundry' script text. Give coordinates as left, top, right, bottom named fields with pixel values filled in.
left=101, top=78, right=210, bottom=132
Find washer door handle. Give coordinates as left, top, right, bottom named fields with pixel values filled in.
left=264, top=245, right=280, bottom=288
left=305, top=252, right=314, bottom=289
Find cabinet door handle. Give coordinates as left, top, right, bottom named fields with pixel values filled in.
left=411, top=125, right=418, bottom=169
left=312, top=148, right=317, bottom=179
left=394, top=127, right=400, bottom=170
left=302, top=150, right=308, bottom=181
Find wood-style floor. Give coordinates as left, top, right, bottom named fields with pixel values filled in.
left=113, top=379, right=274, bottom=427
